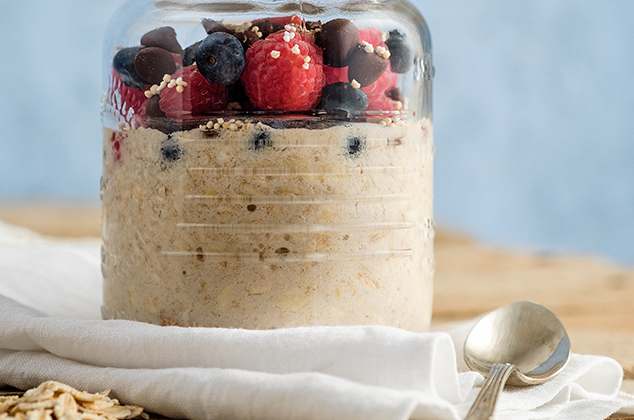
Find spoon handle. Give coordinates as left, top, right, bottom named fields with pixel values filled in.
left=464, top=363, right=515, bottom=420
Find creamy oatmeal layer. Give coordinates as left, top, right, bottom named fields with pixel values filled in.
left=101, top=118, right=434, bottom=330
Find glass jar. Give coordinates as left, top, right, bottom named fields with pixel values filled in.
left=101, top=0, right=434, bottom=330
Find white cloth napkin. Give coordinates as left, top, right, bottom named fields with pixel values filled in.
left=1, top=219, right=633, bottom=420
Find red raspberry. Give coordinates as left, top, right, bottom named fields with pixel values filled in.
left=363, top=67, right=399, bottom=111
left=358, top=27, right=386, bottom=52
left=241, top=31, right=324, bottom=111
left=104, top=69, right=148, bottom=129
left=159, top=65, right=228, bottom=119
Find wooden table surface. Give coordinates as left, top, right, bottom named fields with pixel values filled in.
left=1, top=203, right=633, bottom=414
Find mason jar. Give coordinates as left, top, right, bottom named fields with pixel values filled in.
left=101, top=0, right=435, bottom=330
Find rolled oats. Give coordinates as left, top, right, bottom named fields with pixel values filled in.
left=0, top=382, right=146, bottom=420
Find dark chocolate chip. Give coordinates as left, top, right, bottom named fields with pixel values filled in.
left=234, top=30, right=260, bottom=50
left=385, top=87, right=404, bottom=102
left=317, top=19, right=359, bottom=68
left=227, top=79, right=249, bottom=105
left=145, top=95, right=166, bottom=119
left=253, top=20, right=283, bottom=39
left=183, top=41, right=202, bottom=66
left=305, top=20, right=322, bottom=31
left=141, top=26, right=183, bottom=54
left=134, top=47, right=177, bottom=85
left=247, top=204, right=257, bottom=212
left=275, top=247, right=290, bottom=254
left=347, top=47, right=388, bottom=87
left=202, top=19, right=234, bottom=35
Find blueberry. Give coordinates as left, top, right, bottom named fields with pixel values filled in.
left=385, top=30, right=412, bottom=74
left=320, top=82, right=368, bottom=114
left=195, top=32, right=246, bottom=85
left=113, top=46, right=148, bottom=89
left=249, top=129, right=272, bottom=151
left=182, top=41, right=202, bottom=67
left=346, top=136, right=365, bottom=156
left=161, top=135, right=183, bottom=162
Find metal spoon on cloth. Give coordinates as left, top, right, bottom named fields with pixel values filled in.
left=463, top=301, right=571, bottom=420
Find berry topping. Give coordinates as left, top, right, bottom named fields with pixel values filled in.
left=317, top=19, right=359, bottom=68
left=195, top=32, right=246, bottom=85
left=241, top=31, right=324, bottom=111
left=110, top=132, right=126, bottom=162
left=346, top=136, right=365, bottom=156
left=158, top=65, right=228, bottom=119
left=358, top=27, right=386, bottom=51
left=363, top=66, right=399, bottom=110
left=141, top=27, right=183, bottom=55
left=323, top=63, right=399, bottom=111
left=319, top=82, right=368, bottom=113
left=347, top=45, right=388, bottom=87
left=385, top=30, right=412, bottom=73
left=323, top=28, right=400, bottom=111
left=202, top=19, right=234, bottom=35
left=134, top=47, right=177, bottom=85
left=113, top=46, right=148, bottom=89
left=105, top=69, right=148, bottom=129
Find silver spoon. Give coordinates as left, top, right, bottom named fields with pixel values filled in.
left=463, top=301, right=571, bottom=420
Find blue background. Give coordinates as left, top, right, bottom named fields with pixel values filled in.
left=1, top=1, right=633, bottom=264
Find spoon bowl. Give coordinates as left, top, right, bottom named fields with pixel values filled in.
left=463, top=301, right=571, bottom=419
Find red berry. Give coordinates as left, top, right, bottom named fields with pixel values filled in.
left=363, top=67, right=399, bottom=111
left=358, top=27, right=386, bottom=52
left=159, top=65, right=228, bottom=119
left=110, top=131, right=126, bottom=163
left=105, top=69, right=148, bottom=129
left=241, top=31, right=324, bottom=111
left=322, top=27, right=400, bottom=111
